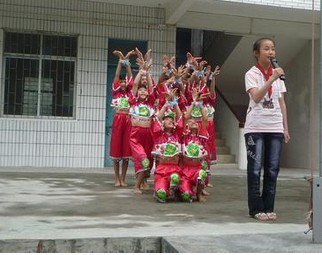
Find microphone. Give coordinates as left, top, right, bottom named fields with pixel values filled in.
left=270, top=58, right=285, bottom=81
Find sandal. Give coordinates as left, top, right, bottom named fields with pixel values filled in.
left=253, top=212, right=269, bottom=221
left=266, top=212, right=277, bottom=221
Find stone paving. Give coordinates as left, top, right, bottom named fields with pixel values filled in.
left=0, top=167, right=321, bottom=252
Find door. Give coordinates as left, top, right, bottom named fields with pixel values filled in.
left=104, top=39, right=147, bottom=167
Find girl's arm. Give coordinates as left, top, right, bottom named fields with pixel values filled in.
left=279, top=94, right=290, bottom=143
left=248, top=67, right=284, bottom=103
left=158, top=66, right=168, bottom=85
left=113, top=59, right=122, bottom=83
left=201, top=105, right=207, bottom=128
left=146, top=70, right=154, bottom=94
left=132, top=70, right=143, bottom=95
left=157, top=101, right=169, bottom=121
left=185, top=87, right=198, bottom=119
left=113, top=50, right=124, bottom=83
left=125, top=64, right=132, bottom=79
left=184, top=104, right=193, bottom=120
left=124, top=50, right=135, bottom=79
left=209, top=65, right=220, bottom=97
left=173, top=103, right=182, bottom=120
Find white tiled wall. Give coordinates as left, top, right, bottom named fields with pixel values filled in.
left=0, top=0, right=176, bottom=167
left=223, top=0, right=320, bottom=10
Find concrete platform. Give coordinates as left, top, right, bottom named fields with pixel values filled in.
left=0, top=167, right=321, bottom=252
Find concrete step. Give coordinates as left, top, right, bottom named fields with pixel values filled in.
left=217, top=154, right=235, bottom=164
left=216, top=146, right=230, bottom=154
left=213, top=163, right=238, bottom=169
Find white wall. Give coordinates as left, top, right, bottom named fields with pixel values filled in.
left=215, top=96, right=240, bottom=164
left=281, top=40, right=319, bottom=169
left=222, top=0, right=319, bottom=10
left=0, top=0, right=175, bottom=167
left=216, top=34, right=313, bottom=169
left=217, top=35, right=309, bottom=106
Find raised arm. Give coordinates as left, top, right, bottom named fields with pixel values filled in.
left=248, top=67, right=284, bottom=103
left=124, top=50, right=136, bottom=78
left=200, top=104, right=207, bottom=128
left=158, top=55, right=175, bottom=85
left=157, top=101, right=169, bottom=121
left=209, top=65, right=220, bottom=96
left=113, top=50, right=124, bottom=83
left=173, top=101, right=182, bottom=120
left=157, top=88, right=181, bottom=120
left=146, top=69, right=154, bottom=94
left=157, top=87, right=173, bottom=121
left=185, top=87, right=198, bottom=119
left=133, top=69, right=144, bottom=95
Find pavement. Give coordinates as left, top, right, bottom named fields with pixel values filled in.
left=0, top=166, right=321, bottom=252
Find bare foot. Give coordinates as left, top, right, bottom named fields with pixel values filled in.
left=120, top=181, right=128, bottom=187
left=197, top=194, right=207, bottom=202
left=207, top=183, right=213, bottom=188
left=114, top=181, right=121, bottom=187
left=202, top=189, right=210, bottom=196
left=140, top=181, right=150, bottom=190
left=133, top=187, right=142, bottom=194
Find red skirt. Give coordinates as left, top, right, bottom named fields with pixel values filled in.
left=179, top=164, right=202, bottom=196
left=154, top=163, right=182, bottom=195
left=110, top=113, right=132, bottom=159
left=207, top=120, right=217, bottom=163
left=130, top=126, right=154, bottom=174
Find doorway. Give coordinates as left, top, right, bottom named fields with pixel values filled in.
left=104, top=39, right=147, bottom=167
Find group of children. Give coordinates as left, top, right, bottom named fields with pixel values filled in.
left=109, top=48, right=220, bottom=203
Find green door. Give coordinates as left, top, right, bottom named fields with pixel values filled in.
left=104, top=39, right=147, bottom=167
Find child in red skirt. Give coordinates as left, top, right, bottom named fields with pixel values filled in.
left=151, top=88, right=183, bottom=202
left=110, top=50, right=135, bottom=187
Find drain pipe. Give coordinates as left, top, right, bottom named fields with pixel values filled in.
left=313, top=0, right=322, bottom=243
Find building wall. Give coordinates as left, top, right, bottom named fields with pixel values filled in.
left=223, top=0, right=319, bottom=10
left=0, top=0, right=175, bottom=167
left=281, top=40, right=319, bottom=169
left=215, top=96, right=240, bottom=165
left=216, top=37, right=316, bottom=170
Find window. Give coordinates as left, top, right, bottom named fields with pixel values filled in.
left=3, top=32, right=77, bottom=117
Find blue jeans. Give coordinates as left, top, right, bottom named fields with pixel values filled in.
left=244, top=133, right=283, bottom=216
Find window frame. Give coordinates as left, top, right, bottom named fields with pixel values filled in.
left=1, top=29, right=78, bottom=119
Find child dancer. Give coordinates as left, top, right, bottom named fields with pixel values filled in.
left=129, top=55, right=155, bottom=194
left=204, top=65, right=220, bottom=166
left=152, top=88, right=183, bottom=202
left=180, top=89, right=209, bottom=202
left=156, top=59, right=187, bottom=112
left=110, top=50, right=135, bottom=187
left=184, top=56, right=214, bottom=192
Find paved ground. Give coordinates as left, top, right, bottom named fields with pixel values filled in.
left=0, top=166, right=321, bottom=252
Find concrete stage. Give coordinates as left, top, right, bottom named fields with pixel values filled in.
left=0, top=166, right=321, bottom=252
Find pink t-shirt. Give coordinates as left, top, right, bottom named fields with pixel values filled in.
left=244, top=66, right=286, bottom=134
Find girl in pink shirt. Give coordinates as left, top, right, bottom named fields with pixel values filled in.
left=244, top=38, right=290, bottom=222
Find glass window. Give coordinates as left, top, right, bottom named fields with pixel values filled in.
left=43, top=35, right=77, bottom=57
left=42, top=60, right=75, bottom=117
left=4, top=32, right=40, bottom=55
left=3, top=31, right=77, bottom=117
left=4, top=58, right=39, bottom=115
